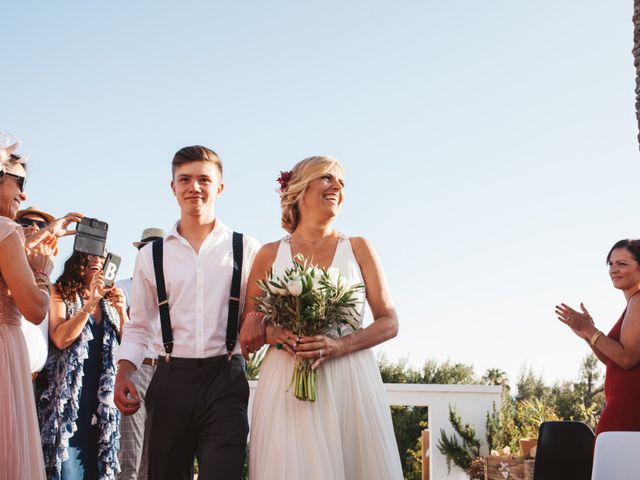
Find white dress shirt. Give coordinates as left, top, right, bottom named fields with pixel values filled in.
left=116, top=277, right=161, bottom=359
left=117, top=220, right=260, bottom=369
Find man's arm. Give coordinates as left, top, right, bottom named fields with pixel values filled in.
left=115, top=360, right=140, bottom=415
left=115, top=247, right=157, bottom=415
left=117, top=247, right=156, bottom=368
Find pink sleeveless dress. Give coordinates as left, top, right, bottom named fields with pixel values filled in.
left=0, top=217, right=46, bottom=480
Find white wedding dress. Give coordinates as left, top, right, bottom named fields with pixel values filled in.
left=249, top=235, right=403, bottom=480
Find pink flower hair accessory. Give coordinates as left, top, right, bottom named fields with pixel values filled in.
left=277, top=170, right=293, bottom=192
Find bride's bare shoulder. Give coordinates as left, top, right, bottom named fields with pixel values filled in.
left=253, top=240, right=282, bottom=267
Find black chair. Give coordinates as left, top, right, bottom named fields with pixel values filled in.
left=533, top=421, right=595, bottom=480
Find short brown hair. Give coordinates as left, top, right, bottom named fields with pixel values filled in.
left=171, top=145, right=223, bottom=178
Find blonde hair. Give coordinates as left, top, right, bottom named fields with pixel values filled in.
left=0, top=135, right=27, bottom=174
left=1, top=155, right=26, bottom=173
left=280, top=155, right=342, bottom=233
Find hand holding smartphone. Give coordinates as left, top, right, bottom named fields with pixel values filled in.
left=102, top=253, right=122, bottom=288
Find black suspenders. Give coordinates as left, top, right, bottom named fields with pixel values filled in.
left=226, top=232, right=244, bottom=357
left=152, top=240, right=173, bottom=362
left=151, top=232, right=244, bottom=362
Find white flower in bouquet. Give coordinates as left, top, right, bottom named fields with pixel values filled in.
left=255, top=254, right=364, bottom=401
left=286, top=276, right=304, bottom=297
left=266, top=280, right=288, bottom=296
left=310, top=268, right=322, bottom=290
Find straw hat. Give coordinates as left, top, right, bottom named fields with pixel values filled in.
left=15, top=206, right=55, bottom=224
left=133, top=227, right=166, bottom=248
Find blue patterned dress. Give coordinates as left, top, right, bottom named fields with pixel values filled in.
left=37, top=295, right=121, bottom=480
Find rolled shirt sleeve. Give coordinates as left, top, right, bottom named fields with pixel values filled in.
left=117, top=245, right=157, bottom=369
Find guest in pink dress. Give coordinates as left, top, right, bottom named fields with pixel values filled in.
left=0, top=135, right=54, bottom=480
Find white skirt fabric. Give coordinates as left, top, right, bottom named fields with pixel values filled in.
left=249, top=347, right=403, bottom=480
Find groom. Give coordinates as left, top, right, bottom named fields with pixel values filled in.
left=114, top=145, right=260, bottom=479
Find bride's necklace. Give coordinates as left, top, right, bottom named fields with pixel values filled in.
left=291, top=231, right=336, bottom=245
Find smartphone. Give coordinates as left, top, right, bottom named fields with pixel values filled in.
left=73, top=217, right=109, bottom=257
left=102, top=252, right=121, bottom=288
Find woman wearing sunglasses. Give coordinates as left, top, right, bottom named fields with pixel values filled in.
left=0, top=135, right=54, bottom=480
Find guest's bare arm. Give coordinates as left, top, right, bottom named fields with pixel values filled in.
left=587, top=342, right=610, bottom=365
left=106, top=287, right=128, bottom=335
left=49, top=274, right=108, bottom=350
left=557, top=299, right=640, bottom=370
left=0, top=232, right=50, bottom=323
left=589, top=298, right=640, bottom=370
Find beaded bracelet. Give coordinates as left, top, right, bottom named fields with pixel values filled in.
left=245, top=311, right=268, bottom=325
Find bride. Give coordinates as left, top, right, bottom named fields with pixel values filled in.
left=240, top=155, right=403, bottom=479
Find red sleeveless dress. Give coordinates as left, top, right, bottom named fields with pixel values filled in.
left=596, top=310, right=640, bottom=436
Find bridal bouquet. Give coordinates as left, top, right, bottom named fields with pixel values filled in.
left=255, top=254, right=364, bottom=401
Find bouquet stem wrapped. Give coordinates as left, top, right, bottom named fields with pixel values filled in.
left=291, top=361, right=318, bottom=401
left=255, top=254, right=363, bottom=401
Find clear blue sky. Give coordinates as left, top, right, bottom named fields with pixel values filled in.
left=4, top=1, right=639, bottom=385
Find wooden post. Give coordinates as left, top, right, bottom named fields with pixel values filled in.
left=422, top=429, right=430, bottom=480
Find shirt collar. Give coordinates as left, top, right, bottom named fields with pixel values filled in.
left=166, top=219, right=229, bottom=244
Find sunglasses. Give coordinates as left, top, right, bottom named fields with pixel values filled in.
left=1, top=171, right=26, bottom=193
left=16, top=218, right=48, bottom=229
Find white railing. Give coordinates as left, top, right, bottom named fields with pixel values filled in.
left=248, top=381, right=502, bottom=479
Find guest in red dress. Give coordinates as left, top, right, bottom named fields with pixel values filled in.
left=556, top=239, right=640, bottom=435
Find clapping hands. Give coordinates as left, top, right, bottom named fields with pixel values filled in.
left=555, top=302, right=594, bottom=339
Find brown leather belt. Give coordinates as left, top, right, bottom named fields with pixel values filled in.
left=142, top=357, right=159, bottom=367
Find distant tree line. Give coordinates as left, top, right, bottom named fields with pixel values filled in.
left=377, top=353, right=604, bottom=480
